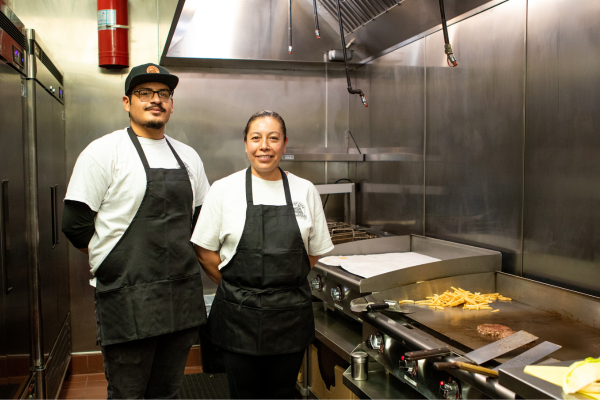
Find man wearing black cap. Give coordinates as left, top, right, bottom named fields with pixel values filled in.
left=62, top=63, right=209, bottom=399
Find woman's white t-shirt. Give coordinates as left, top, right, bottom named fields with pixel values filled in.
left=191, top=170, right=334, bottom=269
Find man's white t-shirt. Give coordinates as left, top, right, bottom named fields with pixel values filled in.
left=191, top=169, right=334, bottom=270
left=65, top=128, right=210, bottom=285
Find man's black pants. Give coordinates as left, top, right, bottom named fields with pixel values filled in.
left=219, top=347, right=305, bottom=399
left=101, top=327, right=199, bottom=399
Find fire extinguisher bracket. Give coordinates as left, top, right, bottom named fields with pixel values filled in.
left=98, top=25, right=129, bottom=30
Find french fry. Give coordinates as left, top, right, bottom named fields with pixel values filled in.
left=415, top=287, right=511, bottom=312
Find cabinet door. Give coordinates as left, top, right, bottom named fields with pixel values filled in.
left=0, top=64, right=31, bottom=398
left=35, top=85, right=60, bottom=354
left=52, top=99, right=70, bottom=324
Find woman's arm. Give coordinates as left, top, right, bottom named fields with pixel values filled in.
left=195, top=245, right=222, bottom=284
left=309, top=255, right=321, bottom=268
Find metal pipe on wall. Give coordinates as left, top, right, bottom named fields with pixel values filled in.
left=334, top=0, right=368, bottom=106
left=313, top=0, right=320, bottom=38
left=438, top=0, right=457, bottom=66
left=288, top=0, right=293, bottom=53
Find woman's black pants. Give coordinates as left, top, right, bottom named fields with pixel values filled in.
left=219, top=347, right=305, bottom=399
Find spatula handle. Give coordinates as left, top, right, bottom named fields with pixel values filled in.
left=405, top=347, right=452, bottom=361
left=366, top=302, right=390, bottom=311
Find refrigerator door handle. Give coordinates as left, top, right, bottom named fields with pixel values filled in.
left=51, top=185, right=57, bottom=248
left=1, top=180, right=12, bottom=294
left=54, top=184, right=59, bottom=246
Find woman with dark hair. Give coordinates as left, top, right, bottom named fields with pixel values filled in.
left=191, top=111, right=333, bottom=399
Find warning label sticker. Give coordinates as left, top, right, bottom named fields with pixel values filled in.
left=97, top=9, right=117, bottom=30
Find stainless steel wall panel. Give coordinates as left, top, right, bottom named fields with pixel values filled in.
left=165, top=66, right=327, bottom=184
left=353, top=39, right=425, bottom=235
left=424, top=0, right=526, bottom=275
left=158, top=0, right=179, bottom=61
left=523, top=0, right=600, bottom=296
left=322, top=66, right=351, bottom=221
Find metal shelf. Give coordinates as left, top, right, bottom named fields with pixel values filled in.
left=342, top=363, right=425, bottom=399
left=282, top=145, right=424, bottom=163
left=313, top=304, right=362, bottom=363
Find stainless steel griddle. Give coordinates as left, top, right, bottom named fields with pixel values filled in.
left=361, top=271, right=600, bottom=399
left=309, top=235, right=501, bottom=321
left=399, top=300, right=600, bottom=363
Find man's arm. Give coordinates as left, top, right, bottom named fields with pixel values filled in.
left=62, top=200, right=97, bottom=254
left=194, top=245, right=222, bottom=284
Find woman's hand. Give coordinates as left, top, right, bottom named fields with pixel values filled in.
left=194, top=245, right=222, bottom=284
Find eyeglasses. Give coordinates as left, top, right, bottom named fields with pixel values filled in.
left=132, top=89, right=173, bottom=102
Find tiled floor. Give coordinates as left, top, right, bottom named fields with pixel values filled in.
left=59, top=367, right=204, bottom=399
left=59, top=373, right=108, bottom=400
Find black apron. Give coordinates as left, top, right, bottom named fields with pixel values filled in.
left=94, top=128, right=206, bottom=346
left=207, top=168, right=314, bottom=356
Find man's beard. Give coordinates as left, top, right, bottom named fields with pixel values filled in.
left=143, top=120, right=165, bottom=130
left=130, top=114, right=165, bottom=130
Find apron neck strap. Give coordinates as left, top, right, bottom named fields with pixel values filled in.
left=127, top=127, right=186, bottom=170
left=245, top=167, right=293, bottom=206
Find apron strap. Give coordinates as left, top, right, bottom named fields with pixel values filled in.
left=280, top=167, right=293, bottom=206
left=127, top=127, right=150, bottom=169
left=245, top=167, right=293, bottom=206
left=235, top=284, right=302, bottom=310
left=245, top=167, right=253, bottom=204
left=127, top=127, right=186, bottom=170
left=165, top=138, right=187, bottom=170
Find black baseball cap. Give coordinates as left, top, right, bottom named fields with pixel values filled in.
left=125, top=63, right=179, bottom=95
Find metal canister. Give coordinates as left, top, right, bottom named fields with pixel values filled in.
left=351, top=351, right=369, bottom=381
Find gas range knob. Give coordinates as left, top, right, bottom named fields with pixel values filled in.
left=399, top=357, right=418, bottom=376
left=330, top=285, right=343, bottom=301
left=367, top=332, right=384, bottom=353
left=440, top=379, right=461, bottom=399
left=310, top=275, right=322, bottom=291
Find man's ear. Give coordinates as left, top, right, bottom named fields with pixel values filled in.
left=123, top=95, right=131, bottom=112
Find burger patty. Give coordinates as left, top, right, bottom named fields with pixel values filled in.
left=477, top=324, right=514, bottom=338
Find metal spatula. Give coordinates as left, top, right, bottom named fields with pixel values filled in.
left=350, top=298, right=415, bottom=314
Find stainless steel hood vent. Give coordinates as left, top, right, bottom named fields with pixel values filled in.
left=161, top=0, right=350, bottom=68
left=318, top=0, right=405, bottom=34
left=160, top=0, right=498, bottom=68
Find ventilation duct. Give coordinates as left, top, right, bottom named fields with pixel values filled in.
left=318, top=0, right=405, bottom=34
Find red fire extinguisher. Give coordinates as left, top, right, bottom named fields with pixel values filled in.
left=97, top=0, right=129, bottom=69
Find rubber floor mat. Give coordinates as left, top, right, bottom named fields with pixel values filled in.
left=177, top=373, right=230, bottom=399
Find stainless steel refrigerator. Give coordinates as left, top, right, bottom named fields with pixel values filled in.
left=0, top=2, right=33, bottom=399
left=21, top=28, right=71, bottom=400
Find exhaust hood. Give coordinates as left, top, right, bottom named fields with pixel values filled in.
left=160, top=0, right=495, bottom=68
left=161, top=0, right=354, bottom=68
